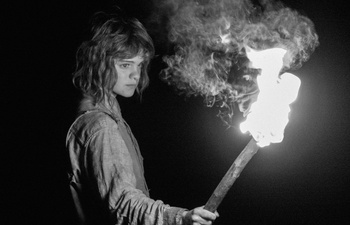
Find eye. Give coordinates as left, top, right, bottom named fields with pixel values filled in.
left=120, top=63, right=131, bottom=69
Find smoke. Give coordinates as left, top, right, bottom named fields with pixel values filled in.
left=156, top=0, right=319, bottom=126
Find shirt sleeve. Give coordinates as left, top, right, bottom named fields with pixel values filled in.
left=85, top=122, right=187, bottom=225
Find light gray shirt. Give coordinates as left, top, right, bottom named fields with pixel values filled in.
left=66, top=97, right=186, bottom=225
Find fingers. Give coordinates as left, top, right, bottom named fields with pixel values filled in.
left=190, top=206, right=218, bottom=225
left=190, top=214, right=213, bottom=225
left=214, top=211, right=220, bottom=218
left=193, top=206, right=218, bottom=220
left=183, top=206, right=219, bottom=225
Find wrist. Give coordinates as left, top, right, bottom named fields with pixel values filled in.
left=177, top=209, right=189, bottom=225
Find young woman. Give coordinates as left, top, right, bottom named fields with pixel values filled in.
left=66, top=12, right=218, bottom=225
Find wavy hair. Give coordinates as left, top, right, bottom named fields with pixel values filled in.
left=73, top=12, right=155, bottom=105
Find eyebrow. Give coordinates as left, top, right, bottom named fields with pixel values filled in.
left=118, top=59, right=144, bottom=64
left=119, top=59, right=135, bottom=63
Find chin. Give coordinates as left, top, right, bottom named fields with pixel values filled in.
left=120, top=92, right=135, bottom=98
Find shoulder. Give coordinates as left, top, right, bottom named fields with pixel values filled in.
left=68, top=111, right=119, bottom=142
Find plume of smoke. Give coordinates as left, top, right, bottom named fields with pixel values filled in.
left=158, top=0, right=319, bottom=126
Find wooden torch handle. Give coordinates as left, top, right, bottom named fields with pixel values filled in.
left=204, top=138, right=259, bottom=212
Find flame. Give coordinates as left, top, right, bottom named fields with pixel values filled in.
left=240, top=47, right=301, bottom=147
left=159, top=0, right=318, bottom=126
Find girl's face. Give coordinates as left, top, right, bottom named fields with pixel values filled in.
left=113, top=55, right=144, bottom=97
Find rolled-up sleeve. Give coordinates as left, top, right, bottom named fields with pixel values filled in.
left=85, top=122, right=185, bottom=225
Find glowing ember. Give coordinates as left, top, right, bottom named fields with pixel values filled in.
left=240, top=47, right=301, bottom=147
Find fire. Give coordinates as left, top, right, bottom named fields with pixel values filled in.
left=160, top=0, right=318, bottom=130
left=240, top=47, right=301, bottom=147
left=157, top=0, right=319, bottom=213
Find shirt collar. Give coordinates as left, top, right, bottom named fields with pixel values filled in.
left=79, top=95, right=122, bottom=119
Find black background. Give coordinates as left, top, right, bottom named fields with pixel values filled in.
left=3, top=0, right=350, bottom=224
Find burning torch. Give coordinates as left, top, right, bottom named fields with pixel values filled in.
left=159, top=0, right=318, bottom=214
left=204, top=47, right=301, bottom=212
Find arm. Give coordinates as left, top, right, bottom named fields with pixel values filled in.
left=86, top=122, right=185, bottom=225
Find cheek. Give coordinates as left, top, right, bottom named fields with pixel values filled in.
left=138, top=66, right=142, bottom=74
left=112, top=77, right=122, bottom=92
left=111, top=72, right=119, bottom=90
left=112, top=84, right=122, bottom=96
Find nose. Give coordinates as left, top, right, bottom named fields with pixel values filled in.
left=130, top=65, right=141, bottom=82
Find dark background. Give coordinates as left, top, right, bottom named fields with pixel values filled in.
left=4, top=0, right=350, bottom=224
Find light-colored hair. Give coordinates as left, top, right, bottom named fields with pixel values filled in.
left=73, top=12, right=155, bottom=105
